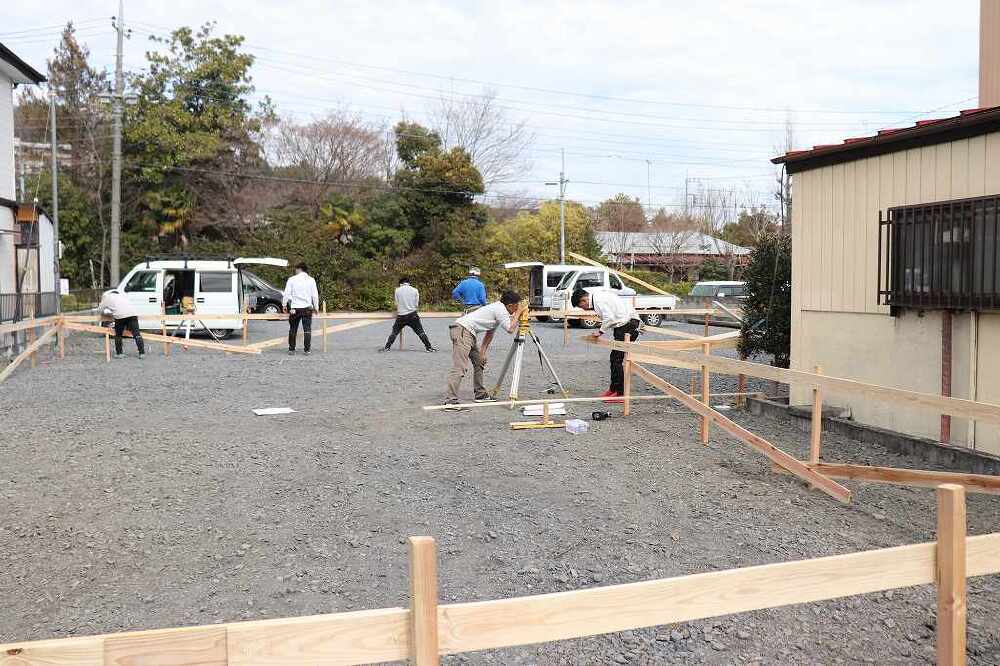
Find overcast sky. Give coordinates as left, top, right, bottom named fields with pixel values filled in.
left=1, top=1, right=982, bottom=215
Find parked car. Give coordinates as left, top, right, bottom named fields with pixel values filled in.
left=503, top=262, right=593, bottom=321
left=683, top=280, right=746, bottom=326
left=115, top=256, right=288, bottom=338
left=549, top=268, right=678, bottom=327
left=241, top=270, right=285, bottom=314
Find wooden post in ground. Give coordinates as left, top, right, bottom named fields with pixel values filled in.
left=703, top=311, right=710, bottom=337
left=408, top=536, right=440, bottom=666
left=563, top=304, right=570, bottom=347
left=104, top=329, right=111, bottom=362
left=810, top=365, right=824, bottom=464
left=700, top=342, right=711, bottom=444
left=57, top=320, right=65, bottom=359
left=161, top=307, right=170, bottom=356
left=623, top=352, right=633, bottom=417
left=936, top=483, right=967, bottom=666
left=242, top=307, right=250, bottom=346
left=322, top=301, right=328, bottom=353
left=27, top=324, right=36, bottom=368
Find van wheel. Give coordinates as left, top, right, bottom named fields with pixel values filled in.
left=263, top=302, right=281, bottom=315
left=209, top=329, right=233, bottom=340
left=641, top=313, right=663, bottom=327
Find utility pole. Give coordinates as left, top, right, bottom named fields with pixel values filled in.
left=50, top=96, right=60, bottom=311
left=546, top=149, right=569, bottom=264
left=110, top=0, right=125, bottom=286
left=645, top=159, right=652, bottom=220
left=684, top=171, right=689, bottom=216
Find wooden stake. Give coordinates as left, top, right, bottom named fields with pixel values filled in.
left=28, top=325, right=36, bottom=368
left=623, top=353, right=633, bottom=417
left=399, top=327, right=404, bottom=350
left=810, top=365, right=824, bottom=465
left=57, top=320, right=65, bottom=359
left=563, top=303, right=569, bottom=347
left=322, top=301, right=328, bottom=353
left=408, top=536, right=440, bottom=666
left=937, top=484, right=967, bottom=666
left=242, top=306, right=250, bottom=346
left=104, top=330, right=111, bottom=363
left=700, top=342, right=711, bottom=444
left=161, top=306, right=170, bottom=356
left=703, top=312, right=710, bottom=337
left=543, top=402, right=551, bottom=424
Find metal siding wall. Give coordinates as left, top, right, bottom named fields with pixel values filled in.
left=790, top=132, right=1000, bottom=451
left=831, top=164, right=845, bottom=310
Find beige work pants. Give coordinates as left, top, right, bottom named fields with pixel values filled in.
left=447, top=326, right=486, bottom=400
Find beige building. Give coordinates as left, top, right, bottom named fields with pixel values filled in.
left=772, top=2, right=1000, bottom=456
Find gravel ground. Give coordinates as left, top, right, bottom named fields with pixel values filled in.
left=2, top=317, right=1000, bottom=664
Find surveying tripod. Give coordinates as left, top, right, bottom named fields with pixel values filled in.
left=489, top=307, right=569, bottom=401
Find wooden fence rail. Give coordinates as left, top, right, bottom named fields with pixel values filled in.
left=1, top=486, right=992, bottom=666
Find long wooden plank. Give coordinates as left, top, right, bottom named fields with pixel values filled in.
left=105, top=625, right=227, bottom=666
left=596, top=338, right=1000, bottom=426
left=63, top=322, right=260, bottom=355
left=630, top=362, right=851, bottom=503
left=438, top=539, right=944, bottom=656
left=0, top=315, right=61, bottom=336
left=6, top=534, right=1000, bottom=665
left=0, top=325, right=57, bottom=385
left=789, top=463, right=1000, bottom=495
left=566, top=251, right=671, bottom=296
left=227, top=608, right=410, bottom=666
left=642, top=325, right=705, bottom=340
left=245, top=319, right=380, bottom=351
left=422, top=392, right=760, bottom=411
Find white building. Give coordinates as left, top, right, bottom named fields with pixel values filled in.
left=0, top=42, right=47, bottom=323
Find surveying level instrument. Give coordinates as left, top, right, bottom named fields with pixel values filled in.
left=490, top=305, right=569, bottom=402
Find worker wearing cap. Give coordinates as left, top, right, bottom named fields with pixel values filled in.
left=572, top=287, right=641, bottom=401
left=452, top=267, right=487, bottom=314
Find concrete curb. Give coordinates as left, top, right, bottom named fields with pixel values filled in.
left=747, top=395, right=1000, bottom=476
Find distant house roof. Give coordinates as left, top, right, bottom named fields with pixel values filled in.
left=772, top=105, right=1000, bottom=174
left=596, top=231, right=751, bottom=257
left=0, top=42, right=46, bottom=85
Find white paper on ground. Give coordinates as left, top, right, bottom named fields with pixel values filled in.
left=253, top=407, right=296, bottom=416
left=522, top=403, right=567, bottom=416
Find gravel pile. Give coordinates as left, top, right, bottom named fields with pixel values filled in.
left=2, top=317, right=999, bottom=664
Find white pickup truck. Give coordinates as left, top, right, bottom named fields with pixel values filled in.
left=549, top=268, right=678, bottom=327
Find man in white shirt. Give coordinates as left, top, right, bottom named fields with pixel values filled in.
left=380, top=277, right=436, bottom=352
left=282, top=262, right=320, bottom=355
left=444, top=290, right=525, bottom=405
left=98, top=289, right=145, bottom=359
left=571, top=287, right=641, bottom=400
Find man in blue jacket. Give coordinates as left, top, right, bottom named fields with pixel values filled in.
left=452, top=267, right=487, bottom=313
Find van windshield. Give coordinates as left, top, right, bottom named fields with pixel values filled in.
left=546, top=271, right=567, bottom=288
left=690, top=284, right=719, bottom=297
left=555, top=271, right=577, bottom=290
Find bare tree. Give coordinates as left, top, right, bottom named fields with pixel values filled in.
left=648, top=210, right=700, bottom=281
left=432, top=88, right=534, bottom=187
left=774, top=116, right=795, bottom=235
left=270, top=111, right=390, bottom=192
left=694, top=186, right=741, bottom=278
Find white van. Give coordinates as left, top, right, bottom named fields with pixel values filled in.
left=503, top=262, right=593, bottom=320
left=116, top=256, right=288, bottom=337
left=550, top=268, right=679, bottom=327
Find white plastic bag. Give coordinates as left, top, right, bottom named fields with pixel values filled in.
left=565, top=418, right=589, bottom=434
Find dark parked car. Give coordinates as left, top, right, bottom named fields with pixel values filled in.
left=241, top=271, right=284, bottom=314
